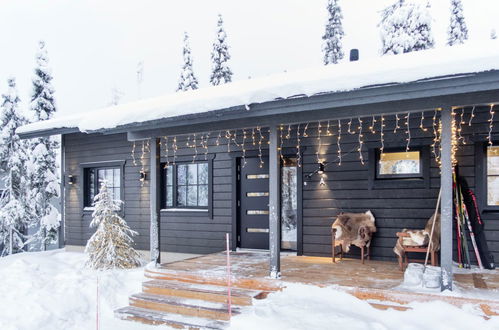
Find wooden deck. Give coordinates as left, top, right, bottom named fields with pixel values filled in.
left=156, top=251, right=499, bottom=291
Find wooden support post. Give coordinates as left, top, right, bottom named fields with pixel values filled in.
left=440, top=108, right=453, bottom=291
left=150, top=138, right=161, bottom=265
left=268, top=126, right=281, bottom=278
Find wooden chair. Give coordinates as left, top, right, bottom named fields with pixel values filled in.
left=396, top=232, right=438, bottom=271
left=331, top=228, right=370, bottom=264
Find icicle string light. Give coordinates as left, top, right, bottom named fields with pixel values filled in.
left=303, top=123, right=309, bottom=137
left=251, top=128, right=256, bottom=146
left=279, top=125, right=285, bottom=164
left=357, top=117, right=364, bottom=165
left=337, top=119, right=342, bottom=166
left=173, top=136, right=178, bottom=165
left=257, top=126, right=264, bottom=168
left=203, top=133, right=210, bottom=160
left=286, top=124, right=292, bottom=139
left=432, top=109, right=439, bottom=160
left=451, top=110, right=458, bottom=166
left=369, top=115, right=376, bottom=134
left=347, top=118, right=355, bottom=134
left=380, top=115, right=385, bottom=152
left=457, top=108, right=465, bottom=144
left=316, top=121, right=322, bottom=164
left=326, top=120, right=331, bottom=136
left=146, top=139, right=150, bottom=153
left=296, top=123, right=302, bottom=167
left=405, top=112, right=411, bottom=152
left=225, top=130, right=231, bottom=152
left=469, top=106, right=475, bottom=126
left=216, top=131, right=221, bottom=146
left=131, top=141, right=137, bottom=166
left=164, top=136, right=170, bottom=167
left=242, top=129, right=247, bottom=167
left=192, top=133, right=198, bottom=162
left=419, top=111, right=428, bottom=132
left=488, top=104, right=495, bottom=146
left=140, top=140, right=146, bottom=174
left=393, top=113, right=400, bottom=133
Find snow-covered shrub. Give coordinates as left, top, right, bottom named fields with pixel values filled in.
left=85, top=181, right=141, bottom=269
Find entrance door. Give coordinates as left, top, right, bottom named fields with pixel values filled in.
left=239, top=157, right=270, bottom=249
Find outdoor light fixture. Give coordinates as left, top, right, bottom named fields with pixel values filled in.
left=317, top=162, right=325, bottom=175
left=67, top=175, right=75, bottom=185
left=319, top=176, right=326, bottom=187
left=139, top=170, right=146, bottom=182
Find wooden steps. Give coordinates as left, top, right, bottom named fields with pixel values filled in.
left=115, top=306, right=226, bottom=329
left=130, top=292, right=240, bottom=321
left=116, top=266, right=276, bottom=328
left=143, top=280, right=257, bottom=306
left=145, top=267, right=282, bottom=292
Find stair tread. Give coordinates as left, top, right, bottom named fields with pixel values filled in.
left=131, top=292, right=241, bottom=314
left=144, top=279, right=260, bottom=297
left=115, top=306, right=227, bottom=329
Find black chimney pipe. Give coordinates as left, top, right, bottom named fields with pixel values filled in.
left=350, top=49, right=359, bottom=62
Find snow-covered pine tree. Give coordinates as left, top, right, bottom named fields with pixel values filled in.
left=0, top=78, right=30, bottom=256
left=27, top=41, right=61, bottom=250
left=176, top=32, right=199, bottom=92
left=379, top=0, right=435, bottom=55
left=85, top=181, right=141, bottom=269
left=210, top=14, right=233, bottom=86
left=322, top=0, right=345, bottom=65
left=447, top=0, right=468, bottom=46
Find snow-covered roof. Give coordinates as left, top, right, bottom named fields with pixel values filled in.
left=17, top=40, right=499, bottom=137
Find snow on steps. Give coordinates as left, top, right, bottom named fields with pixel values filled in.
left=114, top=306, right=227, bottom=329
left=143, top=280, right=259, bottom=306
left=144, top=267, right=282, bottom=292
left=129, top=292, right=240, bottom=321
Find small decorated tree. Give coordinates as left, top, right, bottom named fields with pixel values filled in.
left=85, top=181, right=141, bottom=269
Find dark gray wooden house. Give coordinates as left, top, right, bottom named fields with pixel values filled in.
left=18, top=43, right=499, bottom=289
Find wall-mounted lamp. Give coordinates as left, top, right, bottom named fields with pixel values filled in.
left=319, top=176, right=326, bottom=186
left=67, top=175, right=76, bottom=185
left=317, top=162, right=325, bottom=175
left=139, top=170, right=147, bottom=182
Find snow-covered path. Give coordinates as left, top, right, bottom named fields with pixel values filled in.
left=0, top=250, right=498, bottom=330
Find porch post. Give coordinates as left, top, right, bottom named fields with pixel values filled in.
left=440, top=108, right=453, bottom=291
left=268, top=126, right=281, bottom=278
left=150, top=138, right=161, bottom=265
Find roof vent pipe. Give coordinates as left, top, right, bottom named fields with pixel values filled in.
left=350, top=49, right=359, bottom=62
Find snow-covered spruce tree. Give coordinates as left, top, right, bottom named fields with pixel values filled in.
left=447, top=0, right=468, bottom=46
left=379, top=0, right=435, bottom=55
left=176, top=32, right=199, bottom=92
left=491, top=29, right=497, bottom=40
left=0, top=78, right=30, bottom=256
left=322, top=0, right=345, bottom=65
left=85, top=181, right=141, bottom=269
left=28, top=41, right=60, bottom=249
left=210, top=14, right=233, bottom=86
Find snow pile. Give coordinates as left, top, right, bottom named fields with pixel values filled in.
left=0, top=250, right=145, bottom=330
left=17, top=39, right=499, bottom=136
left=232, top=283, right=499, bottom=330
left=0, top=251, right=498, bottom=329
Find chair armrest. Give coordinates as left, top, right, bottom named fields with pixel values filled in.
left=396, top=232, right=410, bottom=238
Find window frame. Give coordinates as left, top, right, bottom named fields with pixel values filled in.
left=368, top=146, right=430, bottom=190
left=80, top=161, right=125, bottom=209
left=476, top=142, right=499, bottom=212
left=375, top=148, right=423, bottom=180
left=160, top=156, right=213, bottom=218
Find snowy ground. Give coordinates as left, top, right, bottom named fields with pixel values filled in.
left=0, top=250, right=498, bottom=330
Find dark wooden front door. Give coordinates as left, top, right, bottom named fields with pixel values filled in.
left=239, top=157, right=269, bottom=249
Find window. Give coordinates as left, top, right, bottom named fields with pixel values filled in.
left=163, top=162, right=208, bottom=209
left=84, top=167, right=121, bottom=207
left=486, top=146, right=499, bottom=206
left=376, top=150, right=422, bottom=179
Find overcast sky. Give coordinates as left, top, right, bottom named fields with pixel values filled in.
left=0, top=0, right=498, bottom=119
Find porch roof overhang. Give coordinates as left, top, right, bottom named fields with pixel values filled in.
left=17, top=41, right=499, bottom=140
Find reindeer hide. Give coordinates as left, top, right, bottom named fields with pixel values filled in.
left=332, top=211, right=376, bottom=253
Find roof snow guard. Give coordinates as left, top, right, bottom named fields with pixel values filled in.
left=17, top=40, right=499, bottom=139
